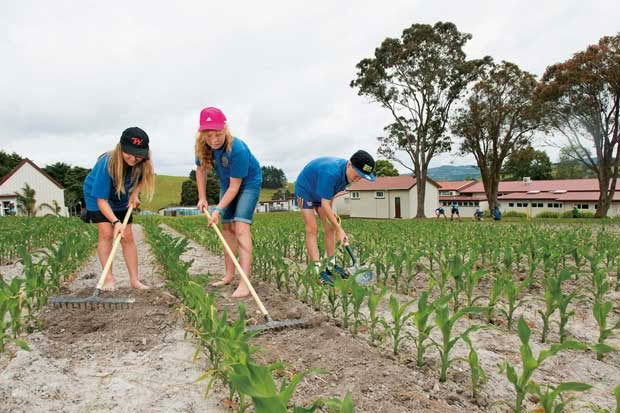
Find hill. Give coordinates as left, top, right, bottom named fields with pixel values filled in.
left=427, top=165, right=481, bottom=181
left=142, top=175, right=295, bottom=211
left=141, top=175, right=186, bottom=211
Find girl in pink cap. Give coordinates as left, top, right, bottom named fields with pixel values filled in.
left=194, top=107, right=262, bottom=298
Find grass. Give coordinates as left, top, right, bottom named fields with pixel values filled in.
left=141, top=176, right=295, bottom=211
left=140, top=175, right=186, bottom=212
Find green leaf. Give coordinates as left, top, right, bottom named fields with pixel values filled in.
left=13, top=339, right=30, bottom=351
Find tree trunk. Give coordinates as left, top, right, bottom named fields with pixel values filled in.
left=597, top=169, right=612, bottom=218
left=416, top=175, right=427, bottom=218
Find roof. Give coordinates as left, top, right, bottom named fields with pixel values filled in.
left=0, top=159, right=64, bottom=190
left=348, top=175, right=440, bottom=191
left=439, top=195, right=488, bottom=201
left=461, top=179, right=609, bottom=194
left=437, top=180, right=477, bottom=191
left=498, top=191, right=620, bottom=202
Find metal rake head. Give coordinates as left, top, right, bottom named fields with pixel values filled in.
left=244, top=318, right=309, bottom=333
left=49, top=296, right=135, bottom=310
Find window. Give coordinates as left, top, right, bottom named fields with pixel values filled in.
left=578, top=204, right=589, bottom=209
left=548, top=203, right=553, bottom=208
left=375, top=191, right=385, bottom=199
left=475, top=201, right=479, bottom=206
left=523, top=203, right=528, bottom=207
left=351, top=191, right=360, bottom=200
left=537, top=203, right=543, bottom=208
left=458, top=201, right=463, bottom=206
left=517, top=203, right=522, bottom=208
left=509, top=203, right=514, bottom=207
left=532, top=203, right=537, bottom=208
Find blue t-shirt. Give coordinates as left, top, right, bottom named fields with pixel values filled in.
left=195, top=137, right=262, bottom=191
left=83, top=154, right=135, bottom=211
left=295, top=157, right=349, bottom=202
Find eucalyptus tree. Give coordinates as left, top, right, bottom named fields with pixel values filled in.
left=351, top=21, right=488, bottom=217
left=452, top=60, right=546, bottom=210
left=536, top=33, right=620, bottom=217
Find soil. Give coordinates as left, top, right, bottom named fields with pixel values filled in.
left=1, top=223, right=619, bottom=413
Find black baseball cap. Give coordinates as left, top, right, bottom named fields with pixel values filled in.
left=120, top=127, right=150, bottom=160
left=350, top=150, right=376, bottom=181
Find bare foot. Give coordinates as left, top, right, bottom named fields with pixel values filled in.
left=231, top=284, right=250, bottom=298
left=130, top=281, right=150, bottom=290
left=102, top=277, right=116, bottom=291
left=211, top=277, right=234, bottom=287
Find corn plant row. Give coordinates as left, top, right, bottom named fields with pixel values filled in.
left=0, top=220, right=97, bottom=352
left=139, top=217, right=354, bottom=413
left=0, top=216, right=90, bottom=266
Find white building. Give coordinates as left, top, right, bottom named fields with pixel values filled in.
left=439, top=178, right=620, bottom=217
left=0, top=159, right=67, bottom=217
left=347, top=176, right=440, bottom=219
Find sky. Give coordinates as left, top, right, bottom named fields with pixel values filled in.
left=1, top=1, right=619, bottom=181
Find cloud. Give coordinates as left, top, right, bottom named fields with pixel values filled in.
left=1, top=0, right=618, bottom=181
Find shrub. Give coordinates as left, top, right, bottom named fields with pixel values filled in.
left=503, top=211, right=527, bottom=218
left=535, top=211, right=560, bottom=219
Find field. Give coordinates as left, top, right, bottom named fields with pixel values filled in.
left=1, top=214, right=619, bottom=412
left=140, top=175, right=294, bottom=211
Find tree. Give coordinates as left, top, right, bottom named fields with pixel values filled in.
left=374, top=159, right=399, bottom=177
left=351, top=21, right=488, bottom=217
left=0, top=151, right=23, bottom=179
left=536, top=33, right=620, bottom=217
left=261, top=166, right=287, bottom=189
left=14, top=183, right=37, bottom=217
left=39, top=200, right=63, bottom=217
left=452, top=60, right=546, bottom=210
left=43, top=162, right=71, bottom=186
left=63, top=166, right=90, bottom=212
left=502, top=146, right=552, bottom=180
left=181, top=169, right=220, bottom=205
left=554, top=147, right=596, bottom=179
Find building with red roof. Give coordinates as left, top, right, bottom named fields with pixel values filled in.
left=341, top=176, right=440, bottom=218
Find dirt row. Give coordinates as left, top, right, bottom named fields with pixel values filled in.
left=164, top=225, right=620, bottom=412
left=0, top=225, right=228, bottom=413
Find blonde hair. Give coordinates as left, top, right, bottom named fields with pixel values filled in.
left=106, top=144, right=155, bottom=202
left=194, top=126, right=234, bottom=171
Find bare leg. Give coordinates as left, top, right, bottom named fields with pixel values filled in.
left=212, top=223, right=237, bottom=286
left=300, top=208, right=319, bottom=262
left=96, top=223, right=116, bottom=290
left=318, top=206, right=336, bottom=258
left=120, top=224, right=149, bottom=289
left=231, top=222, right=252, bottom=298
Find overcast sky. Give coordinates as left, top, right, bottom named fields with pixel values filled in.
left=1, top=1, right=619, bottom=181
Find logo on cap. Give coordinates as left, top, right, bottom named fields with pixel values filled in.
left=362, top=164, right=373, bottom=173
left=206, top=117, right=212, bottom=121
left=131, top=137, right=143, bottom=146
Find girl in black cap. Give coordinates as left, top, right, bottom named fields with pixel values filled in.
left=82, top=127, right=155, bottom=290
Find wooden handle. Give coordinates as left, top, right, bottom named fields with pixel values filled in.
left=95, top=204, right=134, bottom=290
left=203, top=209, right=270, bottom=318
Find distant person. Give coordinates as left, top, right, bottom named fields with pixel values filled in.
left=295, top=150, right=376, bottom=285
left=82, top=127, right=155, bottom=291
left=492, top=206, right=502, bottom=221
left=572, top=206, right=579, bottom=218
left=195, top=107, right=262, bottom=298
left=435, top=207, right=447, bottom=219
left=473, top=208, right=484, bottom=221
left=450, top=202, right=461, bottom=221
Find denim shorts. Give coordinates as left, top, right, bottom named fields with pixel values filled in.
left=296, top=196, right=321, bottom=210
left=220, top=187, right=260, bottom=224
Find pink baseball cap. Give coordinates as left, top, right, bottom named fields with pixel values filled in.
left=198, top=107, right=227, bottom=131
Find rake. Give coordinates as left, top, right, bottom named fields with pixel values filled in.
left=203, top=209, right=308, bottom=333
left=49, top=205, right=136, bottom=309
